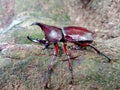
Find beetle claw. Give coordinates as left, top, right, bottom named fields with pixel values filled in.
left=107, top=58, right=111, bottom=63
left=44, top=83, right=50, bottom=89
left=69, top=80, right=73, bottom=85
left=103, top=58, right=111, bottom=63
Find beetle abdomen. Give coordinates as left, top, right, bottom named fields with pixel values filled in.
left=62, top=26, right=93, bottom=42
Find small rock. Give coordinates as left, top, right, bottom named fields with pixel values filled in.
left=107, top=30, right=120, bottom=39
left=0, top=43, right=9, bottom=51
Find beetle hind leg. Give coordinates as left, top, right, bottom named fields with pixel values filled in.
left=88, top=44, right=111, bottom=62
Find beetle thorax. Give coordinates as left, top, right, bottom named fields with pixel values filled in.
left=49, top=30, right=58, bottom=39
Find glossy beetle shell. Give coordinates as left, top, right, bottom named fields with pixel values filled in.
left=31, top=22, right=94, bottom=43
left=63, top=26, right=94, bottom=42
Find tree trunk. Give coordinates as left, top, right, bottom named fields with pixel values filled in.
left=0, top=0, right=15, bottom=28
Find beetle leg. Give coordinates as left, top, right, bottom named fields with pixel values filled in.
left=88, top=44, right=111, bottom=62
left=45, top=43, right=59, bottom=88
left=27, top=35, right=50, bottom=49
left=63, top=43, right=73, bottom=84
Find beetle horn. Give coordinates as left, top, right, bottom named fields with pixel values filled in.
left=31, top=22, right=37, bottom=26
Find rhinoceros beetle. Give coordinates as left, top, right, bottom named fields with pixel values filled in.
left=27, top=22, right=111, bottom=88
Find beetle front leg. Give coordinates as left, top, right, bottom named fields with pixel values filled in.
left=27, top=35, right=50, bottom=49
left=63, top=43, right=73, bottom=84
left=45, top=43, right=59, bottom=89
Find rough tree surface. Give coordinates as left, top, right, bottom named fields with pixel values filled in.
left=0, top=0, right=120, bottom=90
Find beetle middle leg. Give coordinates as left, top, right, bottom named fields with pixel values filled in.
left=45, top=43, right=59, bottom=89
left=63, top=43, right=73, bottom=84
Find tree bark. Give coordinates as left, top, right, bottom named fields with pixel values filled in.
left=0, top=0, right=15, bottom=28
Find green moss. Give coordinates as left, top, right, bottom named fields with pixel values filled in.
left=0, top=56, right=2, bottom=60
left=79, top=60, right=120, bottom=90
left=52, top=14, right=70, bottom=25
left=12, top=52, right=22, bottom=59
